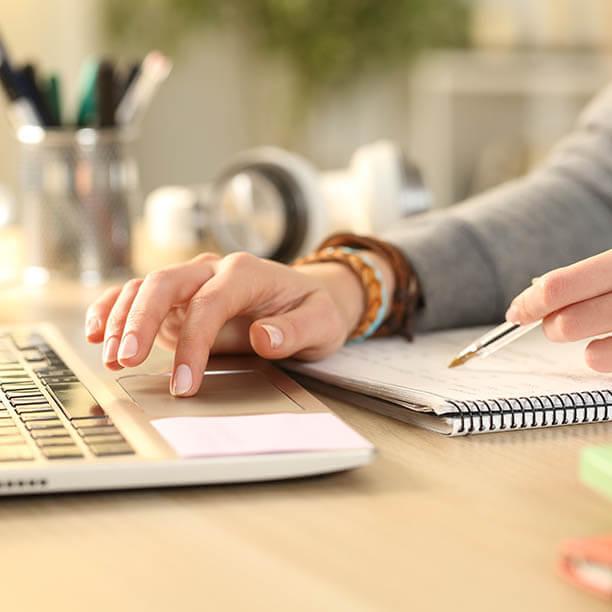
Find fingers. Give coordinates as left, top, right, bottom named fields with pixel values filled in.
left=250, top=291, right=345, bottom=361
left=115, top=257, right=216, bottom=367
left=542, top=291, right=612, bottom=342
left=85, top=286, right=122, bottom=343
left=170, top=277, right=235, bottom=396
left=211, top=317, right=253, bottom=354
left=101, top=279, right=144, bottom=370
left=170, top=252, right=263, bottom=396
left=585, top=336, right=612, bottom=372
left=507, top=250, right=612, bottom=324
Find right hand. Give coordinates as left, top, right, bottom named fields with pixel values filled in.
left=506, top=249, right=612, bottom=371
left=84, top=251, right=376, bottom=397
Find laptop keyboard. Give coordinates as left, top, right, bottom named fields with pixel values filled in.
left=0, top=331, right=135, bottom=462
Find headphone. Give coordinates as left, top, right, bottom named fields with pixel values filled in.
left=144, top=140, right=431, bottom=262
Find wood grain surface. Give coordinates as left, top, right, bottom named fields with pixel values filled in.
left=0, top=280, right=610, bottom=612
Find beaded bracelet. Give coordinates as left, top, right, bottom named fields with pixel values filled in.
left=316, top=233, right=422, bottom=340
left=293, top=246, right=389, bottom=342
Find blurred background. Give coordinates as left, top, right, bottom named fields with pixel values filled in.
left=2, top=0, right=612, bottom=278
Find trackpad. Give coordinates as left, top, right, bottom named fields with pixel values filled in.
left=117, top=370, right=304, bottom=418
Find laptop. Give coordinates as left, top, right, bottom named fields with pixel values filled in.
left=0, top=324, right=374, bottom=496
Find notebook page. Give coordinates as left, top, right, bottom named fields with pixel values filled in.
left=286, top=327, right=612, bottom=414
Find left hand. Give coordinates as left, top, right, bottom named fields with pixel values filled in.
left=506, top=249, right=612, bottom=372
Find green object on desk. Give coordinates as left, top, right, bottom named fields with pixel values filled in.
left=581, top=445, right=612, bottom=501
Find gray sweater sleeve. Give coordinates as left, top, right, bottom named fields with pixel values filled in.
left=383, top=85, right=612, bottom=332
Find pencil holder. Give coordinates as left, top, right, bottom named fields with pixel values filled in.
left=17, top=127, right=139, bottom=284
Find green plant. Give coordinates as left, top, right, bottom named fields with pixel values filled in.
left=103, top=0, right=470, bottom=98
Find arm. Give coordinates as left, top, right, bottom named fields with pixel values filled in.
left=384, top=85, right=612, bottom=332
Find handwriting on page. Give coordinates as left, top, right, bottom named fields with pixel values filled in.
left=292, top=327, right=612, bottom=409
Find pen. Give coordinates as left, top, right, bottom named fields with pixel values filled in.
left=76, top=59, right=100, bottom=127
left=0, top=37, right=42, bottom=128
left=115, top=51, right=172, bottom=128
left=44, top=74, right=62, bottom=127
left=448, top=319, right=542, bottom=368
left=18, top=64, right=54, bottom=127
left=115, top=62, right=140, bottom=109
left=96, top=60, right=116, bottom=128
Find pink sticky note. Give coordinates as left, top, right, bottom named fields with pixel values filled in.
left=151, top=412, right=373, bottom=458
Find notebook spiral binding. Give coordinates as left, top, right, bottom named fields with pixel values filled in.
left=448, top=390, right=612, bottom=434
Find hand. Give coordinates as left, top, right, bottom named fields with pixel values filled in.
left=505, top=250, right=612, bottom=372
left=85, top=251, right=392, bottom=396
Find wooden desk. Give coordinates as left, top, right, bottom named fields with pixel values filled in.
left=0, top=281, right=610, bottom=612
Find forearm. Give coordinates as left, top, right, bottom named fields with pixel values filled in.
left=384, top=86, right=612, bottom=332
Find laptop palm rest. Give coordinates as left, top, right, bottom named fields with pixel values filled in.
left=117, top=370, right=305, bottom=419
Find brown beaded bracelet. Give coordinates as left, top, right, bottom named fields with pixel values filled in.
left=293, top=246, right=386, bottom=341
left=313, top=233, right=422, bottom=340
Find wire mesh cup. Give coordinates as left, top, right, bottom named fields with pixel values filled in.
left=18, top=127, right=139, bottom=284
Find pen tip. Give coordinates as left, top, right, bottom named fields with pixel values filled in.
left=447, top=350, right=477, bottom=369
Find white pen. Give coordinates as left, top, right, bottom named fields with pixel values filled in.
left=115, top=51, right=172, bottom=128
left=448, top=319, right=542, bottom=368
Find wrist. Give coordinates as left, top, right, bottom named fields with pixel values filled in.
left=296, top=262, right=363, bottom=337
left=295, top=251, right=395, bottom=339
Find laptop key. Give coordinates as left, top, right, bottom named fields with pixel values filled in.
left=0, top=362, right=20, bottom=369
left=0, top=371, right=30, bottom=378
left=30, top=427, right=69, bottom=439
left=21, top=349, right=45, bottom=362
left=11, top=332, right=45, bottom=350
left=26, top=419, right=64, bottom=431
left=77, top=426, right=118, bottom=437
left=41, top=445, right=83, bottom=459
left=14, top=404, right=54, bottom=414
left=72, top=417, right=112, bottom=429
left=0, top=435, right=26, bottom=445
left=89, top=442, right=134, bottom=457
left=0, top=446, right=33, bottom=462
left=10, top=397, right=48, bottom=406
left=20, top=412, right=58, bottom=423
left=1, top=384, right=39, bottom=392
left=51, top=386, right=106, bottom=420
left=81, top=433, right=124, bottom=444
left=41, top=376, right=79, bottom=386
left=6, top=390, right=48, bottom=399
left=36, top=436, right=75, bottom=448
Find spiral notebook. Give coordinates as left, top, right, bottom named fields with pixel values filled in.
left=284, top=327, right=612, bottom=436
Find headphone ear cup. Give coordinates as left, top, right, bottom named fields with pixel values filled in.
left=212, top=147, right=329, bottom=260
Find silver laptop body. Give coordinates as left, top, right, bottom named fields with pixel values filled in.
left=0, top=324, right=374, bottom=496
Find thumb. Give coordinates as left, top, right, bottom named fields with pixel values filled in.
left=249, top=292, right=345, bottom=361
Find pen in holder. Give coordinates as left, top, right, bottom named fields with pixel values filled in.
left=18, top=126, right=139, bottom=284
left=0, top=37, right=172, bottom=285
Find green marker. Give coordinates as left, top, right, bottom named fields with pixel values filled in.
left=45, top=74, right=62, bottom=127
left=580, top=444, right=612, bottom=501
left=76, top=59, right=99, bottom=127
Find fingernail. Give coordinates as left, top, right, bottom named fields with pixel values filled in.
left=118, top=333, right=138, bottom=361
left=103, top=337, right=119, bottom=363
left=505, top=304, right=519, bottom=323
left=261, top=324, right=283, bottom=349
left=172, top=364, right=193, bottom=396
left=85, top=317, right=101, bottom=336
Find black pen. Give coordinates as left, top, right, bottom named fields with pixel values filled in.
left=96, top=60, right=117, bottom=128
left=115, top=62, right=140, bottom=111
left=0, top=37, right=42, bottom=128
left=18, top=64, right=54, bottom=127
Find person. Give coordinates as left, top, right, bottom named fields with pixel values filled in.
left=85, top=85, right=612, bottom=397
